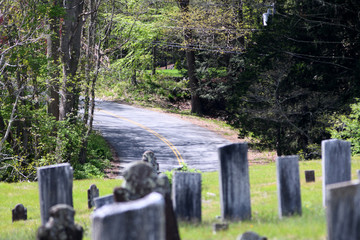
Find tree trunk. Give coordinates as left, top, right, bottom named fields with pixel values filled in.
left=178, top=0, right=202, bottom=114
left=59, top=0, right=84, bottom=120
left=186, top=50, right=202, bottom=114
left=47, top=0, right=61, bottom=121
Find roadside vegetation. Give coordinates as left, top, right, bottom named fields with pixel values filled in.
left=4, top=158, right=360, bottom=240
left=1, top=0, right=360, bottom=183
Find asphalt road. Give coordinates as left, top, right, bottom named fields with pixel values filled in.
left=93, top=100, right=231, bottom=173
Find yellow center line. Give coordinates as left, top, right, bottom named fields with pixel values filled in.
left=98, top=109, right=185, bottom=166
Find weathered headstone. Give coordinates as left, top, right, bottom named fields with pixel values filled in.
left=94, top=194, right=114, bottom=209
left=12, top=203, right=27, bottom=222
left=305, top=170, right=315, bottom=182
left=276, top=155, right=302, bottom=218
left=37, top=163, right=73, bottom=225
left=322, top=139, right=351, bottom=206
left=88, top=184, right=99, bottom=209
left=218, top=143, right=251, bottom=221
left=37, top=204, right=83, bottom=240
left=237, top=231, right=267, bottom=240
left=113, top=161, right=180, bottom=240
left=212, top=223, right=228, bottom=233
left=172, top=172, right=201, bottom=222
left=326, top=180, right=360, bottom=240
left=142, top=150, right=159, bottom=174
left=92, top=192, right=165, bottom=240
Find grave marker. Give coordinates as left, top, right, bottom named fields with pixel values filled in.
left=276, top=155, right=302, bottom=218
left=172, top=172, right=201, bottom=222
left=326, top=180, right=360, bottom=240
left=94, top=194, right=114, bottom=209
left=305, top=170, right=315, bottom=182
left=12, top=203, right=27, bottom=222
left=88, top=184, right=99, bottom=209
left=218, top=143, right=251, bottom=221
left=322, top=139, right=351, bottom=206
left=37, top=163, right=73, bottom=225
left=37, top=204, right=83, bottom=240
left=92, top=192, right=165, bottom=240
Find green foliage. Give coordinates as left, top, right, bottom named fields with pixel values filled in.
left=164, top=163, right=201, bottom=185
left=329, top=100, right=360, bottom=155
left=226, top=0, right=360, bottom=156
left=98, top=69, right=190, bottom=107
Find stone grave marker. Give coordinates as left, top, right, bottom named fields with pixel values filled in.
left=357, top=170, right=360, bottom=180
left=12, top=203, right=27, bottom=222
left=218, top=143, right=251, bottom=221
left=142, top=150, right=159, bottom=174
left=37, top=163, right=73, bottom=225
left=94, top=194, right=114, bottom=209
left=237, top=231, right=267, bottom=240
left=88, top=184, right=99, bottom=209
left=276, top=155, right=302, bottom=218
left=37, top=204, right=83, bottom=240
left=326, top=180, right=360, bottom=240
left=113, top=161, right=180, bottom=240
left=212, top=223, right=229, bottom=233
left=305, top=170, right=315, bottom=182
left=172, top=171, right=201, bottom=222
left=92, top=192, right=165, bottom=240
left=322, top=139, right=351, bottom=206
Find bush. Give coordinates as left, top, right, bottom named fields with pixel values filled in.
left=164, top=163, right=201, bottom=185
left=329, top=100, right=360, bottom=155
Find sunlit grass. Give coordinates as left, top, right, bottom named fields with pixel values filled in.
left=1, top=158, right=360, bottom=239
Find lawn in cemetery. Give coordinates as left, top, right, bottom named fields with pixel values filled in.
left=1, top=157, right=360, bottom=240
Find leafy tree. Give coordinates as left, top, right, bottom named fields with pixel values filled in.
left=227, top=0, right=360, bottom=157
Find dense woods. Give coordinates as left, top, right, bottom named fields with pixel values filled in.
left=0, top=0, right=359, bottom=181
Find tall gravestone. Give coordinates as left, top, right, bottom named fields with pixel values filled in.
left=92, top=192, right=165, bottom=240
left=37, top=163, right=73, bottom=225
left=172, top=172, right=201, bottom=222
left=276, top=155, right=302, bottom=218
left=322, top=139, right=351, bottom=206
left=88, top=184, right=99, bottom=209
left=326, top=180, right=360, bottom=240
left=218, top=143, right=251, bottom=221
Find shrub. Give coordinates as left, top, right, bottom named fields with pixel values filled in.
left=329, top=100, right=360, bottom=155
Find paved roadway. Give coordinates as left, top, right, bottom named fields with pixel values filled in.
left=93, top=100, right=231, bottom=173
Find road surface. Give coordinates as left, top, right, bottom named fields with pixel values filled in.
left=93, top=100, right=231, bottom=173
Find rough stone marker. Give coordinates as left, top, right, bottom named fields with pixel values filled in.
left=37, top=163, right=73, bottom=225
left=326, top=180, right=360, bottom=240
left=322, top=139, right=351, bottom=206
left=218, top=143, right=251, bottom=221
left=276, top=155, right=302, bottom=218
left=113, top=160, right=180, bottom=240
left=94, top=194, right=114, bottom=210
left=12, top=203, right=27, bottom=222
left=37, top=204, right=83, bottom=240
left=172, top=171, right=201, bottom=222
left=92, top=192, right=165, bottom=240
left=88, top=184, right=99, bottom=209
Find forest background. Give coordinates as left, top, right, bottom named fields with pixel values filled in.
left=0, top=0, right=359, bottom=182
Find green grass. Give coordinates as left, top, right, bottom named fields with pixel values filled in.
left=1, top=158, right=360, bottom=239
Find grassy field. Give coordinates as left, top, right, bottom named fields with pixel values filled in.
left=1, top=158, right=360, bottom=240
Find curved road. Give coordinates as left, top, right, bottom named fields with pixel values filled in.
left=93, top=100, right=231, bottom=173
